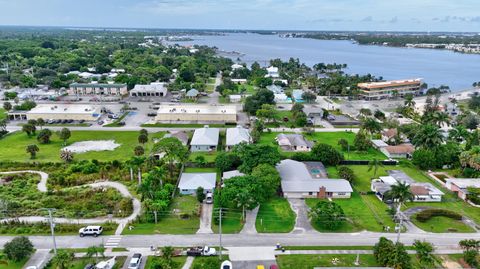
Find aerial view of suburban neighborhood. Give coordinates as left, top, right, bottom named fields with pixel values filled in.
left=0, top=1, right=480, bottom=269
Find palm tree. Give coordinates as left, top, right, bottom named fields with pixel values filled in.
left=60, top=149, right=74, bottom=163
left=361, top=118, right=382, bottom=137
left=448, top=125, right=470, bottom=142
left=412, top=124, right=444, bottom=149
left=404, top=94, right=416, bottom=108
left=22, top=123, right=36, bottom=137
left=431, top=111, right=450, bottom=127
left=368, top=158, right=384, bottom=178
left=134, top=145, right=145, bottom=156
left=86, top=245, right=105, bottom=262
left=36, top=118, right=45, bottom=130
left=26, top=144, right=39, bottom=159
left=138, top=133, right=148, bottom=145
left=385, top=182, right=413, bottom=243
left=52, top=250, right=74, bottom=269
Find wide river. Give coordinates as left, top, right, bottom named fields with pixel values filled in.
left=179, top=33, right=480, bottom=92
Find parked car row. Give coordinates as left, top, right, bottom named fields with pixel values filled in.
left=46, top=119, right=86, bottom=124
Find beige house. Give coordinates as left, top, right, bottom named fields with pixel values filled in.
left=155, top=104, right=237, bottom=123
left=68, top=83, right=128, bottom=96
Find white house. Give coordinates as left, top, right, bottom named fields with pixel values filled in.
left=380, top=144, right=415, bottom=159
left=229, top=95, right=242, bottom=103
left=226, top=126, right=251, bottom=150
left=276, top=159, right=353, bottom=199
left=266, top=85, right=284, bottom=94
left=276, top=133, right=313, bottom=152
left=274, top=94, right=291, bottom=103
left=178, top=173, right=216, bottom=195
left=445, top=178, right=480, bottom=200
left=265, top=66, right=280, bottom=78
left=190, top=126, right=219, bottom=152
left=231, top=63, right=244, bottom=70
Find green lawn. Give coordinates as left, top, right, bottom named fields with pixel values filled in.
left=411, top=214, right=476, bottom=233
left=123, top=195, right=200, bottom=235
left=44, top=257, right=126, bottom=269
left=0, top=108, right=6, bottom=120
left=191, top=256, right=228, bottom=269
left=188, top=152, right=218, bottom=163
left=276, top=254, right=380, bottom=269
left=183, top=167, right=218, bottom=173
left=258, top=132, right=385, bottom=160
left=0, top=131, right=165, bottom=162
left=0, top=252, right=28, bottom=269
left=212, top=207, right=244, bottom=234
left=145, top=256, right=186, bottom=269
left=255, top=197, right=296, bottom=233
left=306, top=192, right=395, bottom=232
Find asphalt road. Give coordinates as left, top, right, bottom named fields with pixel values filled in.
left=1, top=231, right=478, bottom=250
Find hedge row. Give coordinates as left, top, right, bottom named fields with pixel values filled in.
left=415, top=208, right=462, bottom=222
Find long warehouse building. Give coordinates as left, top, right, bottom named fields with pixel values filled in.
left=155, top=104, right=237, bottom=123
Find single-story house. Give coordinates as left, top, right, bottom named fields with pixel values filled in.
left=164, top=131, right=189, bottom=146
left=178, top=173, right=216, bottom=195
left=266, top=85, right=284, bottom=94
left=380, top=143, right=415, bottom=159
left=185, top=89, right=199, bottom=99
left=382, top=128, right=398, bottom=143
left=222, top=170, right=245, bottom=181
left=445, top=178, right=480, bottom=200
left=231, top=79, right=247, bottom=84
left=190, top=126, right=219, bottom=152
left=274, top=93, right=291, bottom=103
left=292, top=89, right=304, bottom=102
left=226, top=126, right=251, bottom=150
left=371, top=139, right=389, bottom=149
left=276, top=159, right=353, bottom=199
left=303, top=106, right=323, bottom=125
left=371, top=170, right=443, bottom=202
left=276, top=133, right=313, bottom=152
left=229, top=95, right=242, bottom=103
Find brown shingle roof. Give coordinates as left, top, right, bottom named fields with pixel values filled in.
left=384, top=144, right=415, bottom=154
left=410, top=185, right=429, bottom=196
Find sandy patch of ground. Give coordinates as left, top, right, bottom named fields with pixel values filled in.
left=63, top=140, right=120, bottom=153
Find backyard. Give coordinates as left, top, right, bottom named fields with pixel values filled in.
left=255, top=197, right=296, bottom=233
left=258, top=131, right=386, bottom=160
left=0, top=130, right=165, bottom=162
left=123, top=195, right=200, bottom=235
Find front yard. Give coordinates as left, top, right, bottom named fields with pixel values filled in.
left=276, top=254, right=380, bottom=269
left=306, top=192, right=395, bottom=232
left=145, top=256, right=187, bottom=269
left=255, top=197, right=296, bottom=233
left=411, top=214, right=476, bottom=233
left=123, top=195, right=200, bottom=235
left=0, top=250, right=28, bottom=269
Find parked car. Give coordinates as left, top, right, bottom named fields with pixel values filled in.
left=221, top=260, right=233, bottom=269
left=205, top=192, right=213, bottom=204
left=128, top=253, right=142, bottom=269
left=79, top=226, right=103, bottom=237
left=186, top=246, right=216, bottom=256
left=269, top=265, right=279, bottom=269
left=83, top=264, right=94, bottom=269
left=98, top=120, right=104, bottom=125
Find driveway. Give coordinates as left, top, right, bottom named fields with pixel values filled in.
left=23, top=249, right=52, bottom=269
left=197, top=203, right=213, bottom=234
left=287, top=199, right=315, bottom=234
left=229, top=246, right=278, bottom=269
left=240, top=206, right=259, bottom=234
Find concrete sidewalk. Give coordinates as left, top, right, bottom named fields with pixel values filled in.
left=24, top=249, right=52, bottom=269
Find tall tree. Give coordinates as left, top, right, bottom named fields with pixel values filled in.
left=57, top=128, right=71, bottom=146
left=368, top=158, right=384, bottom=178
left=385, top=182, right=413, bottom=243
left=412, top=124, right=444, bottom=149
left=152, top=137, right=189, bottom=179
left=25, top=144, right=39, bottom=159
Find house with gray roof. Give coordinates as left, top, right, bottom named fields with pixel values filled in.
left=190, top=126, right=219, bottom=152
left=276, top=133, right=313, bottom=152
left=178, top=173, right=216, bottom=195
left=276, top=159, right=353, bottom=199
left=185, top=89, right=199, bottom=99
left=226, top=126, right=251, bottom=150
left=266, top=85, right=284, bottom=94
left=164, top=131, right=189, bottom=146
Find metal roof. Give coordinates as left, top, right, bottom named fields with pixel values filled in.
left=191, top=126, right=220, bottom=146
left=178, top=173, right=216, bottom=190
left=226, top=126, right=251, bottom=146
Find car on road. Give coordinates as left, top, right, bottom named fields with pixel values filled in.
left=128, top=253, right=142, bottom=269
left=221, top=260, right=232, bottom=269
left=256, top=265, right=265, bottom=269
left=79, top=226, right=103, bottom=237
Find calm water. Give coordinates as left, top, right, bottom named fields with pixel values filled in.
left=179, top=33, right=480, bottom=92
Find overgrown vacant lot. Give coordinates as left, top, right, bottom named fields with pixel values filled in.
left=0, top=130, right=165, bottom=162
left=123, top=195, right=200, bottom=235
left=0, top=173, right=132, bottom=218
left=256, top=197, right=296, bottom=233
left=258, top=131, right=385, bottom=160
left=306, top=192, right=395, bottom=232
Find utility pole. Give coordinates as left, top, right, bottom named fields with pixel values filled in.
left=395, top=203, right=403, bottom=243
left=219, top=208, right=222, bottom=260
left=46, top=208, right=58, bottom=254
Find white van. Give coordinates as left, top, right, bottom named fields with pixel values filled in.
left=205, top=192, right=213, bottom=204
left=79, top=226, right=103, bottom=237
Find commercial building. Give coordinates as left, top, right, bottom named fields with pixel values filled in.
left=129, top=83, right=167, bottom=97
left=155, top=104, right=237, bottom=124
left=8, top=104, right=100, bottom=121
left=358, top=79, right=422, bottom=100
left=190, top=126, right=220, bottom=152
left=68, top=83, right=128, bottom=96
left=277, top=159, right=353, bottom=199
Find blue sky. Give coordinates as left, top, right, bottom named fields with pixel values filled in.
left=0, top=0, right=479, bottom=31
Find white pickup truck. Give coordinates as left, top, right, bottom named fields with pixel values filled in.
left=186, top=246, right=217, bottom=256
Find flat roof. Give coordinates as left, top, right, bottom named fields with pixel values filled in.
left=358, top=79, right=422, bottom=89
left=27, top=104, right=98, bottom=114
left=70, top=83, right=126, bottom=88
left=157, top=104, right=237, bottom=115
left=447, top=178, right=480, bottom=189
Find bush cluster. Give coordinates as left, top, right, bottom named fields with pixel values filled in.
left=416, top=209, right=462, bottom=222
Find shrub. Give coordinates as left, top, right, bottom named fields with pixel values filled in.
left=3, top=236, right=34, bottom=261
left=311, top=143, right=344, bottom=166
left=338, top=166, right=355, bottom=183
left=415, top=209, right=462, bottom=222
